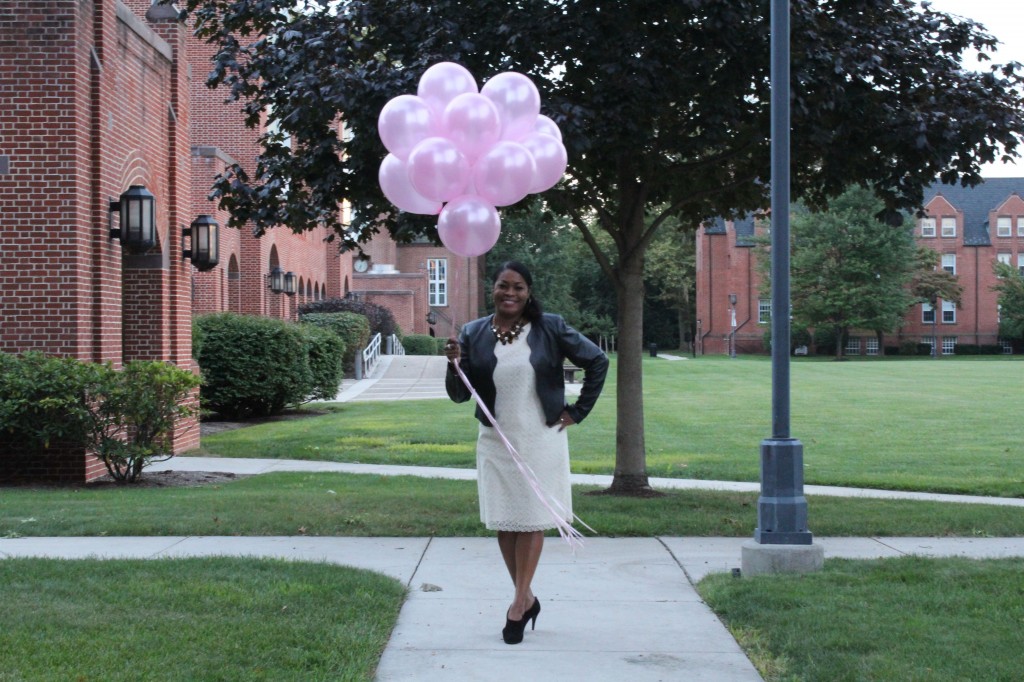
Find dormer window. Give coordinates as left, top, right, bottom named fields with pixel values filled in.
left=920, top=218, right=936, bottom=237
left=940, top=217, right=956, bottom=238
left=997, top=216, right=1012, bottom=238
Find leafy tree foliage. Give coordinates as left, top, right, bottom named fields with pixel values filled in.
left=645, top=218, right=697, bottom=351
left=177, top=0, right=1024, bottom=492
left=760, top=187, right=925, bottom=359
left=991, top=262, right=1024, bottom=340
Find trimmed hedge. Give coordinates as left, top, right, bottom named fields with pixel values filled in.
left=194, top=313, right=314, bottom=419
left=299, top=312, right=370, bottom=373
left=299, top=298, right=401, bottom=339
left=298, top=324, right=346, bottom=401
left=953, top=343, right=1004, bottom=355
left=402, top=334, right=444, bottom=355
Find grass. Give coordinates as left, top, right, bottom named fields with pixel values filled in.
left=0, top=557, right=405, bottom=681
left=698, top=556, right=1024, bottom=681
left=198, top=356, right=1024, bottom=497
left=4, top=472, right=1024, bottom=538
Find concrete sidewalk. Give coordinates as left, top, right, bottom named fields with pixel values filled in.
left=5, top=534, right=1024, bottom=681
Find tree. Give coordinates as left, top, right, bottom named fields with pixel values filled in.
left=177, top=0, right=1024, bottom=492
left=991, top=262, right=1024, bottom=340
left=760, top=187, right=926, bottom=359
left=911, top=251, right=963, bottom=358
left=645, top=219, right=697, bottom=351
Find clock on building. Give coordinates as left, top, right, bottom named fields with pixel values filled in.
left=354, top=257, right=371, bottom=273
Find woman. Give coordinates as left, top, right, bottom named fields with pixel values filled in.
left=444, top=260, right=608, bottom=645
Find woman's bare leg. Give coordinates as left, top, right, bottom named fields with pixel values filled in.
left=508, top=531, right=543, bottom=620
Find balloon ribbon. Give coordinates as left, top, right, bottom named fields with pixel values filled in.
left=453, top=361, right=594, bottom=551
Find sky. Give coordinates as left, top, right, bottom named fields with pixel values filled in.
left=921, top=0, right=1024, bottom=178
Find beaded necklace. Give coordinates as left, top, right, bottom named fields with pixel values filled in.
left=491, top=317, right=526, bottom=345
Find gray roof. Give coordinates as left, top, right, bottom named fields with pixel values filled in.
left=925, top=177, right=1024, bottom=247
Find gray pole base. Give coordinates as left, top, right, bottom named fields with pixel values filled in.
left=741, top=539, right=824, bottom=577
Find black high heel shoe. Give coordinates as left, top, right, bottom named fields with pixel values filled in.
left=502, top=598, right=541, bottom=645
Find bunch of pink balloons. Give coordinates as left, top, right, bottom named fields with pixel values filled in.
left=377, top=62, right=568, bottom=257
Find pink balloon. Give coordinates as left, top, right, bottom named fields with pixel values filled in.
left=472, top=141, right=536, bottom=207
left=521, top=133, right=568, bottom=194
left=378, top=154, right=442, bottom=215
left=377, top=95, right=437, bottom=161
left=481, top=72, right=541, bottom=141
left=438, top=195, right=501, bottom=258
left=443, top=93, right=502, bottom=162
left=407, top=137, right=472, bottom=203
left=534, top=114, right=562, bottom=141
left=418, top=62, right=478, bottom=119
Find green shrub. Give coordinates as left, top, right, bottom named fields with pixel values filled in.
left=402, top=334, right=443, bottom=355
left=90, top=361, right=200, bottom=482
left=953, top=344, right=1003, bottom=355
left=299, top=298, right=401, bottom=339
left=813, top=327, right=838, bottom=355
left=0, top=351, right=105, bottom=451
left=0, top=353, right=198, bottom=483
left=297, top=324, right=345, bottom=401
left=299, top=312, right=370, bottom=373
left=194, top=313, right=313, bottom=419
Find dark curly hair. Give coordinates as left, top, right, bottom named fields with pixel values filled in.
left=493, top=260, right=543, bottom=322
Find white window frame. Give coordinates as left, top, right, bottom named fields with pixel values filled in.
left=997, top=252, right=1011, bottom=266
left=758, top=299, right=771, bottom=324
left=941, top=253, right=956, bottom=275
left=923, top=336, right=936, bottom=352
left=997, top=216, right=1012, bottom=238
left=922, top=302, right=935, bottom=324
left=941, top=336, right=957, bottom=355
left=1018, top=254, right=1024, bottom=276
left=1018, top=218, right=1024, bottom=238
left=1001, top=338, right=1014, bottom=355
left=865, top=337, right=879, bottom=356
left=427, top=258, right=448, bottom=307
left=845, top=337, right=861, bottom=355
left=941, top=217, right=957, bottom=238
left=942, top=300, right=956, bottom=324
left=920, top=218, right=936, bottom=238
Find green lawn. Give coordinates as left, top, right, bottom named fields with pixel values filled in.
left=198, top=356, right=1024, bottom=497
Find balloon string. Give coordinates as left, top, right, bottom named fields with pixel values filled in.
left=453, top=361, right=594, bottom=552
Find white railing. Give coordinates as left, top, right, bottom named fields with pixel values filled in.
left=387, top=333, right=405, bottom=356
left=357, top=332, right=382, bottom=380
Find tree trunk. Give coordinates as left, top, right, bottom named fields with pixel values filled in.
left=607, top=254, right=653, bottom=494
left=834, top=325, right=845, bottom=361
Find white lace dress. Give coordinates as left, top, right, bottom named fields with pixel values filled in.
left=476, top=323, right=572, bottom=531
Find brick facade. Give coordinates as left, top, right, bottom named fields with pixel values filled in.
left=1, top=0, right=197, bottom=481
left=697, top=179, right=1024, bottom=356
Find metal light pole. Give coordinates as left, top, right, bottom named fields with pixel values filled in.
left=742, top=0, right=823, bottom=575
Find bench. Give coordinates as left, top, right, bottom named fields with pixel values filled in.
left=563, top=365, right=582, bottom=383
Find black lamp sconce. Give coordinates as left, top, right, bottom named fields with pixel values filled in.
left=109, top=185, right=156, bottom=253
left=182, top=215, right=220, bottom=271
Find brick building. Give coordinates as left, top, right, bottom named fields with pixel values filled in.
left=696, top=178, right=1024, bottom=356
left=1, top=1, right=481, bottom=482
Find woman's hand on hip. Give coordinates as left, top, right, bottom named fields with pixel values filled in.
left=556, top=410, right=575, bottom=432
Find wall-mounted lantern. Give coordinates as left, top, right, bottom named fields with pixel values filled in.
left=283, top=271, right=297, bottom=296
left=182, top=215, right=220, bottom=271
left=268, top=265, right=285, bottom=293
left=109, top=185, right=156, bottom=252
left=426, top=311, right=438, bottom=326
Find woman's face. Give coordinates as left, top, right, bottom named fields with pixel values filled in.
left=492, top=269, right=530, bottom=320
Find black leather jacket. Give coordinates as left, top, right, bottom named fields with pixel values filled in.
left=446, top=313, right=608, bottom=427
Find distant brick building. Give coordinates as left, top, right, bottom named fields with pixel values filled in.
left=696, top=178, right=1024, bottom=356
left=1, top=1, right=482, bottom=482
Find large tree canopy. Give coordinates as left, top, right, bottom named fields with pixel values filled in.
left=178, top=0, right=1024, bottom=492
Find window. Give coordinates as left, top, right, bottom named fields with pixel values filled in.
left=998, top=252, right=1011, bottom=266
left=1001, top=338, right=1014, bottom=355
left=922, top=336, right=936, bottom=353
left=845, top=337, right=861, bottom=355
left=1018, top=254, right=1024, bottom=276
left=922, top=302, right=934, bottom=324
left=758, top=299, right=771, bottom=324
left=941, top=217, right=956, bottom=238
left=942, top=336, right=957, bottom=355
left=427, top=258, right=447, bottom=306
left=866, top=337, right=879, bottom=356
left=1018, top=218, right=1024, bottom=238
left=941, top=253, right=956, bottom=275
left=942, top=300, right=956, bottom=324
left=920, top=218, right=936, bottom=237
left=997, top=217, right=1012, bottom=238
